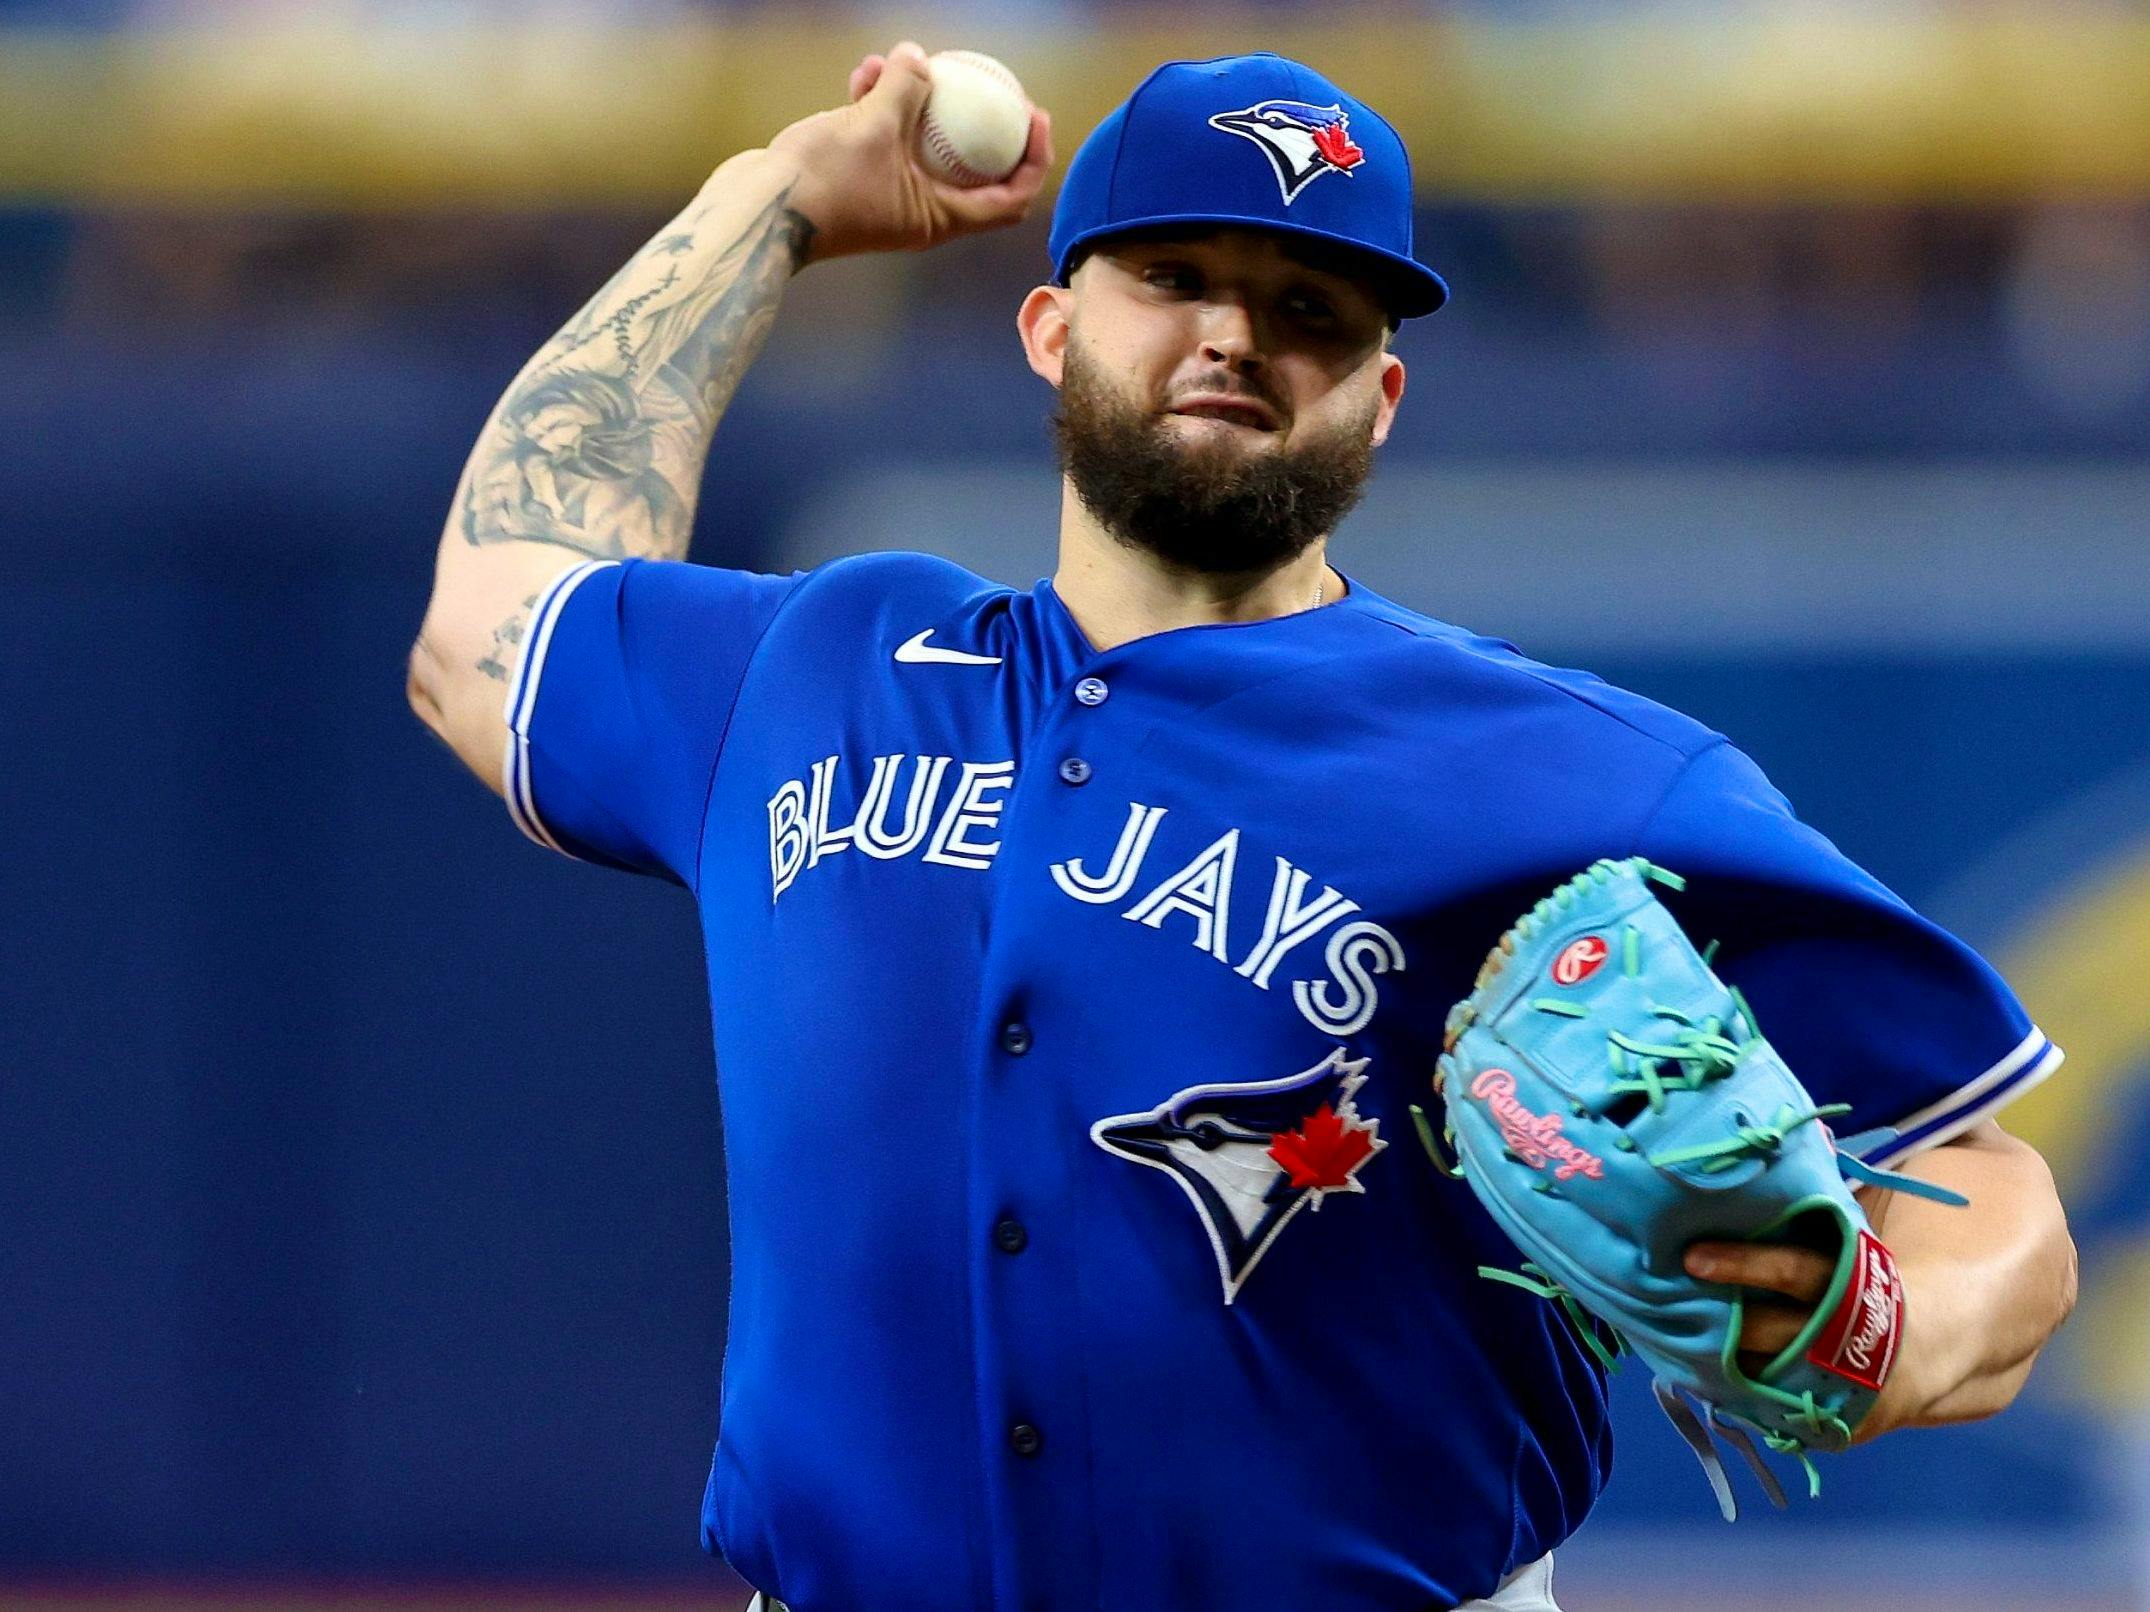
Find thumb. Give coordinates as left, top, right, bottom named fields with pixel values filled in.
left=863, top=40, right=933, bottom=125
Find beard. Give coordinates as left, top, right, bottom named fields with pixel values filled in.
left=1049, top=338, right=1379, bottom=576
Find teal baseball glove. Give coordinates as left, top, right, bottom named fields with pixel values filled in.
left=1416, top=858, right=1966, bottom=1519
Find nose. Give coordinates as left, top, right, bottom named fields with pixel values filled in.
left=1196, top=295, right=1267, bottom=373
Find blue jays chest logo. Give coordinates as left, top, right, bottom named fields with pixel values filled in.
left=1091, top=1049, right=1386, bottom=1303
left=1208, top=99, right=1367, bottom=204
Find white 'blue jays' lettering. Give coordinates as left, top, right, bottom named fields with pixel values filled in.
left=770, top=753, right=1015, bottom=896
left=768, top=754, right=1405, bottom=1035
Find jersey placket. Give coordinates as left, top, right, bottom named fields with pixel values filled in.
left=958, top=658, right=1130, bottom=1612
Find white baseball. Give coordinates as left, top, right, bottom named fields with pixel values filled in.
left=918, top=50, right=1032, bottom=187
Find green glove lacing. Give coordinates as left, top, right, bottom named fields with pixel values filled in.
left=1476, top=1261, right=1627, bottom=1372
left=1409, top=1102, right=1463, bottom=1179
left=1761, top=1395, right=1853, bottom=1499
left=1647, top=1101, right=1854, bottom=1171
left=1505, top=857, right=1688, bottom=943
left=1604, top=993, right=1755, bottom=1115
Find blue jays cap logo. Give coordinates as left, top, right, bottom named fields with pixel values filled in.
left=1207, top=99, right=1368, bottom=205
left=1092, top=1049, right=1385, bottom=1303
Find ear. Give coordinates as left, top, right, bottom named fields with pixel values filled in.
left=1369, top=351, right=1406, bottom=448
left=1018, top=285, right=1071, bottom=387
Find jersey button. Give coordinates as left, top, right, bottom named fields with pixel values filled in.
left=1009, top=1422, right=1044, bottom=1458
left=993, top=1218, right=1028, bottom=1254
left=1074, top=676, right=1109, bottom=707
left=1000, top=1022, right=1033, bottom=1056
left=1057, top=756, right=1092, bottom=786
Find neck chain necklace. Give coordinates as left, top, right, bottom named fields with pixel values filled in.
left=1307, top=572, right=1326, bottom=613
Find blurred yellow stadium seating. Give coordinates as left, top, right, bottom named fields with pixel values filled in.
left=0, top=6, right=2145, bottom=207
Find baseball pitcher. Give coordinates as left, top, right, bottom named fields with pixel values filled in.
left=407, top=44, right=2077, bottom=1612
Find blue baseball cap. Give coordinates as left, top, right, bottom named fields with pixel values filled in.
left=1048, top=52, right=1449, bottom=319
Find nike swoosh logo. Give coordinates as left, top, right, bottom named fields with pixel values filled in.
left=893, top=629, right=1002, bottom=666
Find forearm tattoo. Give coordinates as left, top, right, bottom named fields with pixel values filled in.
left=459, top=189, right=817, bottom=561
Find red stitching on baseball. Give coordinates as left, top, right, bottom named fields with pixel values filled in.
left=923, top=120, right=993, bottom=186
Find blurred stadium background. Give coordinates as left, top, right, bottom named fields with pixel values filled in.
left=3, top=0, right=2148, bottom=1607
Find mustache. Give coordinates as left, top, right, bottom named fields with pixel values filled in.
left=1166, top=376, right=1286, bottom=417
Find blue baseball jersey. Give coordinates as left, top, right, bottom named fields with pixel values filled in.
left=502, top=551, right=2058, bottom=1611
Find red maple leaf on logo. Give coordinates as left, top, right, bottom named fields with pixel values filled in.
left=1312, top=122, right=1364, bottom=171
left=1268, top=1103, right=1378, bottom=1191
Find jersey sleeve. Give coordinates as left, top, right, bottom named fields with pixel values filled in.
left=1633, top=739, right=2061, bottom=1163
left=502, top=557, right=802, bottom=886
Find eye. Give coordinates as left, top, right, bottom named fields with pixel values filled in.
left=1143, top=264, right=1199, bottom=292
left=1287, top=289, right=1338, bottom=322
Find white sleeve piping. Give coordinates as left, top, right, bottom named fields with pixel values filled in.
left=1866, top=1026, right=2064, bottom=1164
left=500, top=558, right=619, bottom=857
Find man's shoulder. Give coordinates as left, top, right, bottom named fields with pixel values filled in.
left=768, top=549, right=1010, bottom=630
left=797, top=548, right=1003, bottom=597
left=1343, top=586, right=1725, bottom=764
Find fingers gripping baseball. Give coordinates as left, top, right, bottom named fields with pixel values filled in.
left=770, top=41, right=1053, bottom=265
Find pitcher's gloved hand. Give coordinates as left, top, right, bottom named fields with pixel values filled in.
left=1418, top=858, right=1967, bottom=1519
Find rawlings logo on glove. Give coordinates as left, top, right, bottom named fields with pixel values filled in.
left=1471, top=1069, right=1606, bottom=1180
left=1807, top=1229, right=1905, bottom=1391
left=1414, top=858, right=1965, bottom=1520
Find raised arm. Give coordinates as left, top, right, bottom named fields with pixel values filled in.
left=408, top=42, right=1052, bottom=787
